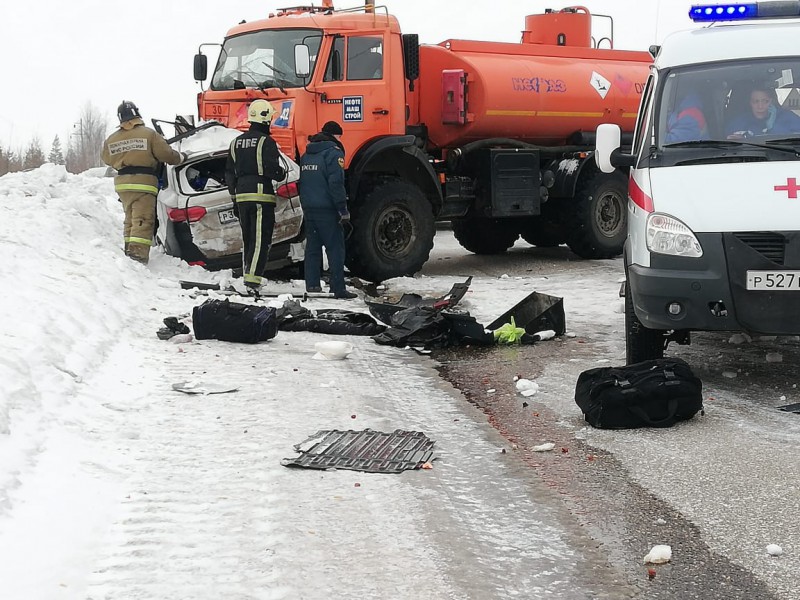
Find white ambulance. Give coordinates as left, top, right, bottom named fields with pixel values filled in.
left=596, top=2, right=800, bottom=364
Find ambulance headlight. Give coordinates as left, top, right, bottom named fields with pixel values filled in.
left=646, top=213, right=703, bottom=257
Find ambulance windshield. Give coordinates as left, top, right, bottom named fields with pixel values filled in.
left=211, top=29, right=322, bottom=91
left=658, top=59, right=800, bottom=149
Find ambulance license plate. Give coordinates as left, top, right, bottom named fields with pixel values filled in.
left=218, top=209, right=238, bottom=225
left=746, top=271, right=800, bottom=290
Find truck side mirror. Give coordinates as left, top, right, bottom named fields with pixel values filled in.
left=194, top=54, right=208, bottom=81
left=596, top=124, right=636, bottom=172
left=295, top=44, right=311, bottom=79
left=402, top=34, right=420, bottom=82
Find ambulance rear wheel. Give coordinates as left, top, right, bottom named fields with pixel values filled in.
left=625, top=279, right=666, bottom=365
left=567, top=170, right=627, bottom=259
left=347, top=179, right=435, bottom=283
left=452, top=217, right=519, bottom=254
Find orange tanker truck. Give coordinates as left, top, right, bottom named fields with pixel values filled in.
left=192, top=2, right=651, bottom=281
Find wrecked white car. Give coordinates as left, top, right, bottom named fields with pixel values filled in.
left=155, top=121, right=304, bottom=271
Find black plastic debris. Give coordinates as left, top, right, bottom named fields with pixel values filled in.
left=276, top=300, right=386, bottom=336
left=778, top=402, right=800, bottom=414
left=157, top=316, right=191, bottom=340
left=487, top=291, right=566, bottom=336
left=281, top=429, right=435, bottom=473
left=366, top=276, right=473, bottom=325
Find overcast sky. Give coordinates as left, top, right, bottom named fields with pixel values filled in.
left=0, top=0, right=699, bottom=153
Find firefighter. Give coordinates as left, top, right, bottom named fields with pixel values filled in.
left=298, top=121, right=357, bottom=299
left=102, top=101, right=185, bottom=264
left=225, top=99, right=287, bottom=295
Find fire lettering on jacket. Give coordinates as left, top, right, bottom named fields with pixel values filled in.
left=235, top=138, right=261, bottom=149
left=511, top=77, right=567, bottom=93
left=108, top=138, right=148, bottom=155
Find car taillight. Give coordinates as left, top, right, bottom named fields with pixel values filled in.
left=168, top=206, right=207, bottom=223
left=276, top=181, right=299, bottom=198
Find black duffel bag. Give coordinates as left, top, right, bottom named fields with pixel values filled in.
left=574, top=358, right=704, bottom=429
left=192, top=298, right=277, bottom=344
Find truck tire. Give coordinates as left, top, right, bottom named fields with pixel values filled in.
left=451, top=217, right=519, bottom=254
left=567, top=170, right=627, bottom=259
left=625, top=279, right=667, bottom=364
left=520, top=217, right=566, bottom=248
left=346, top=179, right=435, bottom=283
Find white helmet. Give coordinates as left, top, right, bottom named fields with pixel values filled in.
left=248, top=99, right=277, bottom=124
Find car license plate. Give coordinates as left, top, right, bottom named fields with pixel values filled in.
left=746, top=270, right=800, bottom=290
left=218, top=209, right=238, bottom=225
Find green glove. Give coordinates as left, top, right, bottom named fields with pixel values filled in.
left=493, top=317, right=526, bottom=344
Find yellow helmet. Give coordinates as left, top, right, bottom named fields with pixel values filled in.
left=248, top=99, right=277, bottom=124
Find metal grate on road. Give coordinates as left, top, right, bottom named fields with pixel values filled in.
left=281, top=429, right=435, bottom=473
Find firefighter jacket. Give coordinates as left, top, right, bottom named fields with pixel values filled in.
left=101, top=120, right=183, bottom=196
left=225, top=123, right=286, bottom=204
left=298, top=134, right=348, bottom=216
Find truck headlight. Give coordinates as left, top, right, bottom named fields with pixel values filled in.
left=646, top=213, right=703, bottom=257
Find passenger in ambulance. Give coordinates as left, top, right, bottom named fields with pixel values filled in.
left=726, top=84, right=800, bottom=138
left=664, top=92, right=710, bottom=143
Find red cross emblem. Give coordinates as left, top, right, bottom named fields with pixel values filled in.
left=774, top=178, right=800, bottom=199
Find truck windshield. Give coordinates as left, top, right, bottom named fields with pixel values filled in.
left=657, top=58, right=800, bottom=151
left=211, top=29, right=322, bottom=91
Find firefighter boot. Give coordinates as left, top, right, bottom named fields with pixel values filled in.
left=126, top=242, right=150, bottom=265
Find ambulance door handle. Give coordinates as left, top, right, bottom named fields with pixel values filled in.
left=372, top=109, right=389, bottom=115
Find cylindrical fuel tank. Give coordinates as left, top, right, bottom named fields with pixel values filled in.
left=417, top=40, right=651, bottom=149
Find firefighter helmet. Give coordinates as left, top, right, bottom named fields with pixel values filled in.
left=247, top=99, right=276, bottom=124
left=117, top=100, right=141, bottom=123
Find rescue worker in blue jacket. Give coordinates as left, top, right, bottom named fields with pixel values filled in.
left=101, top=101, right=185, bottom=264
left=225, top=100, right=287, bottom=295
left=298, top=121, right=357, bottom=299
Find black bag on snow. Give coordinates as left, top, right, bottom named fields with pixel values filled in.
left=574, top=358, right=704, bottom=429
left=192, top=299, right=277, bottom=343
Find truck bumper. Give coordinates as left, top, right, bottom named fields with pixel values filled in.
left=629, top=232, right=800, bottom=334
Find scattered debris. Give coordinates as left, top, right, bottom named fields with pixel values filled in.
left=647, top=568, right=657, bottom=580
left=778, top=402, right=800, bottom=414
left=766, top=544, right=783, bottom=556
left=655, top=518, right=667, bottom=525
left=728, top=333, right=752, bottom=344
left=643, top=545, right=672, bottom=564
left=531, top=443, right=555, bottom=452
left=766, top=352, right=783, bottom=363
left=722, top=371, right=738, bottom=379
left=282, top=428, right=435, bottom=473
left=157, top=316, right=191, bottom=340
left=313, top=341, right=354, bottom=360
left=515, top=378, right=539, bottom=397
left=172, top=381, right=239, bottom=395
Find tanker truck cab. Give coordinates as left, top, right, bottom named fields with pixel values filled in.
left=595, top=2, right=800, bottom=364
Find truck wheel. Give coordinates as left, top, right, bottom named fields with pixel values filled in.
left=567, top=170, right=627, bottom=259
left=346, top=179, right=435, bottom=283
left=451, top=217, right=519, bottom=254
left=625, top=279, right=666, bottom=364
left=520, top=217, right=565, bottom=248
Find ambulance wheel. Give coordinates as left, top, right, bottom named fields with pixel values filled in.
left=625, top=279, right=666, bottom=364
left=452, top=217, right=519, bottom=254
left=347, top=179, right=435, bottom=283
left=567, top=170, right=627, bottom=259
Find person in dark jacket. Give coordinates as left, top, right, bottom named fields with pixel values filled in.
left=102, top=101, right=185, bottom=264
left=298, top=121, right=357, bottom=300
left=726, top=84, right=800, bottom=138
left=225, top=100, right=287, bottom=295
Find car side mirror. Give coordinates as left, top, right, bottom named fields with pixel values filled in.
left=596, top=123, right=636, bottom=172
left=194, top=54, right=208, bottom=81
left=295, top=44, right=311, bottom=79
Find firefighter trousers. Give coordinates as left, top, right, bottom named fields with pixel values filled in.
left=119, top=190, right=156, bottom=264
left=303, top=209, right=346, bottom=295
left=239, top=202, right=276, bottom=286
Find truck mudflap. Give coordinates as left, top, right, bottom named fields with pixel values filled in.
left=629, top=232, right=800, bottom=334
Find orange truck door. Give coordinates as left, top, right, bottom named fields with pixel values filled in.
left=315, top=32, right=394, bottom=163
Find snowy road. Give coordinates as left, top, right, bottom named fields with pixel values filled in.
left=1, top=166, right=798, bottom=599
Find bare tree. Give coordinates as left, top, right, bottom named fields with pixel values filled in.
left=66, top=102, right=110, bottom=173
left=0, top=146, right=8, bottom=176
left=23, top=137, right=46, bottom=170
left=48, top=135, right=65, bottom=165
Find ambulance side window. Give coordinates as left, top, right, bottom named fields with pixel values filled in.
left=633, top=75, right=655, bottom=158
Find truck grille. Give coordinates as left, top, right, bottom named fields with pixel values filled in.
left=732, top=232, right=786, bottom=265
